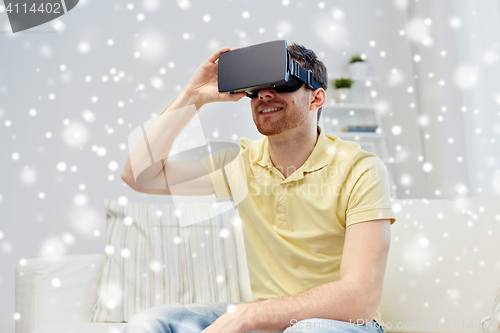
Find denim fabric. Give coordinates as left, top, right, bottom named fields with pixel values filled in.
left=123, top=301, right=385, bottom=333
left=123, top=302, right=248, bottom=333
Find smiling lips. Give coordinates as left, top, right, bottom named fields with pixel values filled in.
left=260, top=107, right=283, bottom=115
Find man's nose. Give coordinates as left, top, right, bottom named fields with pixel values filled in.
left=258, top=88, right=277, bottom=99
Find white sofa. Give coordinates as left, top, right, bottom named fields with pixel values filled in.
left=16, top=197, right=500, bottom=333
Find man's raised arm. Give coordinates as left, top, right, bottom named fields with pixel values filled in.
left=120, top=47, right=246, bottom=196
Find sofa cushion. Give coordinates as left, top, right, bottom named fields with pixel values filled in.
left=380, top=196, right=500, bottom=332
left=90, top=199, right=241, bottom=323
left=15, top=254, right=106, bottom=333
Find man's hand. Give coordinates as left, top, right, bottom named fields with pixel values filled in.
left=184, top=46, right=247, bottom=109
left=200, top=303, right=249, bottom=333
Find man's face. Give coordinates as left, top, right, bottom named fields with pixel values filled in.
left=250, top=84, right=314, bottom=136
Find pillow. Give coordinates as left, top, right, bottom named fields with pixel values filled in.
left=90, top=199, right=241, bottom=323
left=380, top=196, right=500, bottom=332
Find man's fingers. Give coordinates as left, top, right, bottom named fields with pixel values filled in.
left=225, top=92, right=247, bottom=101
left=207, top=46, right=231, bottom=63
left=207, top=46, right=241, bottom=64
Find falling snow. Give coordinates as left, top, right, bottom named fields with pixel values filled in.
left=2, top=1, right=500, bottom=332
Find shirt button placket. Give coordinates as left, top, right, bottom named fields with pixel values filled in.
left=276, top=182, right=287, bottom=229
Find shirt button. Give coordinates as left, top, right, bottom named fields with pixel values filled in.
left=280, top=183, right=285, bottom=187
left=277, top=205, right=282, bottom=211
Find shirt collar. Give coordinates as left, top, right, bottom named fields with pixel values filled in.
left=256, top=125, right=332, bottom=173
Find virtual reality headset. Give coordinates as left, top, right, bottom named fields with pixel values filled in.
left=217, top=40, right=322, bottom=99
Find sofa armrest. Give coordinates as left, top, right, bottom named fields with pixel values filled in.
left=15, top=253, right=106, bottom=333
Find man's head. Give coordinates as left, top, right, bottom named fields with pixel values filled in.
left=250, top=42, right=328, bottom=136
left=288, top=43, right=328, bottom=123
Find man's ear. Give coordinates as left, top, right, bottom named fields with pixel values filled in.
left=310, top=88, right=326, bottom=111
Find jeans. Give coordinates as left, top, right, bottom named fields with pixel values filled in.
left=123, top=301, right=386, bottom=333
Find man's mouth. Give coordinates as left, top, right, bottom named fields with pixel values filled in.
left=260, top=107, right=283, bottom=114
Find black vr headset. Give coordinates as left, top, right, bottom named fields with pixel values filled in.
left=217, top=40, right=322, bottom=99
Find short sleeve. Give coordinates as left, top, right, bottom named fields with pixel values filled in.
left=199, top=141, right=242, bottom=199
left=345, top=150, right=396, bottom=227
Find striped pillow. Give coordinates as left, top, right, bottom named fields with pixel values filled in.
left=90, top=199, right=241, bottom=323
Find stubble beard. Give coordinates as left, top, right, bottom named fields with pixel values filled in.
left=254, top=107, right=308, bottom=137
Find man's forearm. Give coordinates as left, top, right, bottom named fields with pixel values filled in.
left=121, top=89, right=200, bottom=184
left=161, top=88, right=203, bottom=115
left=120, top=45, right=248, bottom=187
left=239, top=279, right=375, bottom=332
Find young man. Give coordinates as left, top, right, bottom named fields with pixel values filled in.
left=121, top=42, right=396, bottom=333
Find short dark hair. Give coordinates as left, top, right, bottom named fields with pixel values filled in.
left=287, top=42, right=328, bottom=125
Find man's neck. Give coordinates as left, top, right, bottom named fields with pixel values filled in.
left=268, top=124, right=320, bottom=179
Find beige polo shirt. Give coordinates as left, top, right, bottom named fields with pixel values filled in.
left=200, top=125, right=396, bottom=329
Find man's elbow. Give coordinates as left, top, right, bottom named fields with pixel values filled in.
left=121, top=172, right=131, bottom=185
left=121, top=173, right=138, bottom=191
left=363, top=309, right=376, bottom=324
left=363, top=292, right=382, bottom=323
left=346, top=280, right=380, bottom=323
left=353, top=301, right=376, bottom=323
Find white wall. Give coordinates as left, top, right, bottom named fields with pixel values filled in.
left=447, top=0, right=500, bottom=197
left=0, top=0, right=438, bottom=331
left=407, top=0, right=500, bottom=199
left=405, top=0, right=471, bottom=199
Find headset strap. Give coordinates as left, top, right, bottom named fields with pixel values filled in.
left=290, top=60, right=322, bottom=90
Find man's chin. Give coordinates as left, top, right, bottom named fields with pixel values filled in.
left=256, top=125, right=285, bottom=136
